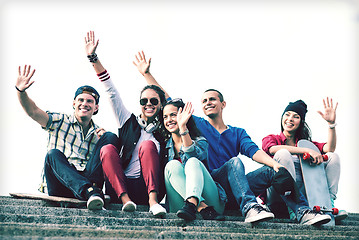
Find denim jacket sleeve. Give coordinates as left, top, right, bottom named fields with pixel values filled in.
left=181, top=136, right=208, bottom=163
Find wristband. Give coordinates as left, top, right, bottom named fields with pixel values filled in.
left=329, top=122, right=337, bottom=129
left=15, top=86, right=25, bottom=92
left=179, top=129, right=189, bottom=136
left=87, top=53, right=98, bottom=63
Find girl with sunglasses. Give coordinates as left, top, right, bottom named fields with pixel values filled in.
left=84, top=31, right=167, bottom=216
left=162, top=98, right=225, bottom=221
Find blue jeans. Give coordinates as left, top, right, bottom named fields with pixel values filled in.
left=211, top=157, right=258, bottom=215
left=212, top=157, right=311, bottom=221
left=44, top=132, right=119, bottom=200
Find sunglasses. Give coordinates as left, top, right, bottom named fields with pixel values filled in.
left=140, top=98, right=159, bottom=106
left=166, top=98, right=183, bottom=104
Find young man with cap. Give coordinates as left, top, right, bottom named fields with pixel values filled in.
left=132, top=51, right=332, bottom=225
left=262, top=98, right=347, bottom=221
left=15, top=65, right=119, bottom=210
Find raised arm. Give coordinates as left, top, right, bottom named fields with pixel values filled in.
left=16, top=65, right=49, bottom=128
left=85, top=31, right=106, bottom=74
left=177, top=102, right=208, bottom=161
left=317, top=97, right=338, bottom=153
left=84, top=31, right=131, bottom=128
left=176, top=102, right=195, bottom=148
left=133, top=51, right=170, bottom=99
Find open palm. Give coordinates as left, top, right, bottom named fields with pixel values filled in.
left=317, top=97, right=338, bottom=124
left=85, top=31, right=99, bottom=55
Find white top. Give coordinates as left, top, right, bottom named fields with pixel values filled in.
left=102, top=75, right=159, bottom=178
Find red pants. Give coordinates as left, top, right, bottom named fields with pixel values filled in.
left=100, top=140, right=161, bottom=203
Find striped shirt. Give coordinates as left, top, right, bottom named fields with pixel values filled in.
left=44, top=112, right=100, bottom=171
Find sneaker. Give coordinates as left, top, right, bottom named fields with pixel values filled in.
left=299, top=209, right=331, bottom=225
left=245, top=204, right=274, bottom=223
left=199, top=206, right=225, bottom=221
left=122, top=201, right=137, bottom=212
left=149, top=203, right=167, bottom=216
left=335, top=210, right=348, bottom=222
left=85, top=186, right=104, bottom=210
left=331, top=198, right=348, bottom=221
left=176, top=200, right=197, bottom=221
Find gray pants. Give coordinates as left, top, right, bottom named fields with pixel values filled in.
left=272, top=149, right=340, bottom=200
left=267, top=149, right=341, bottom=216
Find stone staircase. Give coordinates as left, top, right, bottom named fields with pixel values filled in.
left=0, top=195, right=358, bottom=239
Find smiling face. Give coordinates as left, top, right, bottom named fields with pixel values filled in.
left=163, top=104, right=179, bottom=134
left=282, top=111, right=301, bottom=134
left=73, top=93, right=98, bottom=120
left=201, top=90, right=226, bottom=119
left=140, top=89, right=162, bottom=122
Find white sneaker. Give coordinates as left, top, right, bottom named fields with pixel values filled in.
left=300, top=210, right=331, bottom=225
left=87, top=195, right=104, bottom=210
left=149, top=203, right=167, bottom=216
left=122, top=201, right=136, bottom=212
left=245, top=204, right=274, bottom=223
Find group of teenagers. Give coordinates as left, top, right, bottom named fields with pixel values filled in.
left=15, top=31, right=347, bottom=226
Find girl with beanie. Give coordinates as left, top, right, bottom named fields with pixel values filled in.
left=262, top=98, right=347, bottom=221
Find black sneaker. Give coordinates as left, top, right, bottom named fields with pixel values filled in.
left=200, top=206, right=225, bottom=221
left=176, top=200, right=197, bottom=220
left=84, top=186, right=104, bottom=210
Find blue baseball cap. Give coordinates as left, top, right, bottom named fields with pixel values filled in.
left=74, top=85, right=100, bottom=104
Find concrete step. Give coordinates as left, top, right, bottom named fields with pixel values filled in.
left=1, top=222, right=359, bottom=240
left=1, top=196, right=358, bottom=239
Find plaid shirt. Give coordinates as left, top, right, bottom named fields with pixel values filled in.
left=44, top=112, right=100, bottom=171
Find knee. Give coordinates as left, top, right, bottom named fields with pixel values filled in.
left=184, top=157, right=201, bottom=172
left=229, top=157, right=245, bottom=172
left=184, top=157, right=200, bottom=168
left=99, top=132, right=119, bottom=144
left=139, top=140, right=157, bottom=153
left=165, top=160, right=183, bottom=177
left=274, top=149, right=294, bottom=166
left=140, top=140, right=157, bottom=149
left=45, top=149, right=63, bottom=164
left=325, top=152, right=340, bottom=166
left=100, top=144, right=118, bottom=161
left=46, top=149, right=62, bottom=157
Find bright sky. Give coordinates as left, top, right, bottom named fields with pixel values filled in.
left=1, top=0, right=358, bottom=213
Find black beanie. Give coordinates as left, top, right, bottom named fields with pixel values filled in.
left=282, top=100, right=307, bottom=121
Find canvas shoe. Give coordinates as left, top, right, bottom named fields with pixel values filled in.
left=177, top=200, right=197, bottom=221
left=245, top=204, right=275, bottom=223
left=299, top=209, right=331, bottom=225
left=85, top=186, right=104, bottom=210
left=149, top=203, right=167, bottom=216
left=122, top=201, right=137, bottom=212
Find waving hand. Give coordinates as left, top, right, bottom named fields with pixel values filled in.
left=317, top=97, right=338, bottom=124
left=133, top=51, right=151, bottom=75
left=85, top=31, right=99, bottom=56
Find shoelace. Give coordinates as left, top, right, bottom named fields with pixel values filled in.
left=251, top=204, right=268, bottom=213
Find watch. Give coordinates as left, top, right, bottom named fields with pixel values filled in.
left=179, top=129, right=189, bottom=136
